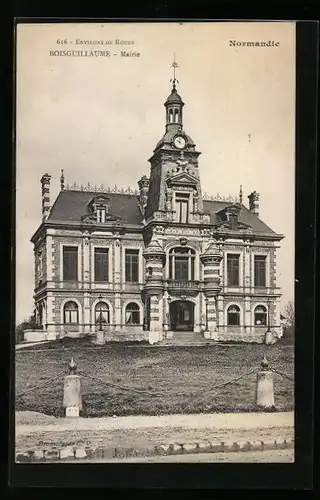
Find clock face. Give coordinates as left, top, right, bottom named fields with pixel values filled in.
left=174, top=135, right=186, bottom=149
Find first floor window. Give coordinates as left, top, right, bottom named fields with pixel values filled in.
left=95, top=301, right=110, bottom=324
left=227, top=305, right=240, bottom=326
left=125, top=249, right=139, bottom=282
left=254, top=255, right=267, bottom=287
left=64, top=301, right=79, bottom=324
left=63, top=246, right=78, bottom=281
left=94, top=248, right=109, bottom=282
left=125, top=302, right=140, bottom=325
left=227, top=254, right=240, bottom=286
left=254, top=305, right=267, bottom=325
left=169, top=247, right=195, bottom=280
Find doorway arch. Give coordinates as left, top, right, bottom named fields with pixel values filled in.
left=169, top=300, right=195, bottom=332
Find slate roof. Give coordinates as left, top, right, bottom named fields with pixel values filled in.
left=48, top=190, right=143, bottom=225
left=203, top=200, right=277, bottom=235
left=46, top=189, right=279, bottom=236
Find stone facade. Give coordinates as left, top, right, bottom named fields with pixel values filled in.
left=30, top=80, right=284, bottom=344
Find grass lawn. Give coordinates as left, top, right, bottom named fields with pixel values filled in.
left=15, top=338, right=294, bottom=417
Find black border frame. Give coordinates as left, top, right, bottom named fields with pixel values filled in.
left=8, top=18, right=317, bottom=490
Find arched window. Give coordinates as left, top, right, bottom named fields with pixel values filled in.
left=174, top=109, right=179, bottom=122
left=227, top=305, right=240, bottom=326
left=254, top=305, right=267, bottom=326
left=64, top=301, right=79, bottom=324
left=125, top=302, right=140, bottom=325
left=169, top=247, right=195, bottom=281
left=169, top=109, right=174, bottom=123
left=95, top=301, right=110, bottom=324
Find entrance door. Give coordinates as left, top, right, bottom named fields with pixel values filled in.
left=170, top=301, right=194, bottom=332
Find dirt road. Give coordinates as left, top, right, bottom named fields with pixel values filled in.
left=65, top=449, right=294, bottom=463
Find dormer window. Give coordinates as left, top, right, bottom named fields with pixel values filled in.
left=228, top=211, right=239, bottom=230
left=87, top=196, right=110, bottom=224
left=96, top=205, right=107, bottom=223
left=217, top=204, right=241, bottom=230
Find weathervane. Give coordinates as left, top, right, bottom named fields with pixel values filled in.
left=170, top=53, right=179, bottom=90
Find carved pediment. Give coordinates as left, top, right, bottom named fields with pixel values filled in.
left=216, top=220, right=251, bottom=232
left=167, top=171, right=198, bottom=186
left=87, top=194, right=111, bottom=210
left=81, top=213, right=97, bottom=224
left=81, top=212, right=123, bottom=224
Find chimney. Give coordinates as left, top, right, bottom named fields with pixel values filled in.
left=138, top=175, right=150, bottom=215
left=248, top=191, right=260, bottom=217
left=40, top=173, right=52, bottom=221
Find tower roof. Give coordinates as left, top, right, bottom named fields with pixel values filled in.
left=202, top=242, right=222, bottom=258
left=143, top=238, right=165, bottom=257
left=165, top=86, right=184, bottom=105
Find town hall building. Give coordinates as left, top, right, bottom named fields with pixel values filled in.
left=29, top=74, right=284, bottom=345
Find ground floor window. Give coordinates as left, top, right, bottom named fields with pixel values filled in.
left=64, top=301, right=79, bottom=324
left=125, top=302, right=140, bottom=325
left=254, top=305, right=267, bottom=325
left=227, top=305, right=240, bottom=326
left=95, top=301, right=110, bottom=324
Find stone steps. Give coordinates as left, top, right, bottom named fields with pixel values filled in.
left=161, top=331, right=211, bottom=346
left=159, top=342, right=215, bottom=347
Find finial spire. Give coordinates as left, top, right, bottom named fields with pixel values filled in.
left=60, top=169, right=65, bottom=191
left=239, top=185, right=243, bottom=204
left=170, top=53, right=179, bottom=90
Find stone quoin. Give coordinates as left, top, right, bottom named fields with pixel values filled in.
left=29, top=59, right=284, bottom=345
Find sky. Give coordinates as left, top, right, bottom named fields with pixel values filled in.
left=16, top=21, right=296, bottom=323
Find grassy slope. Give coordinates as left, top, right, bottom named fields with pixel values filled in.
left=15, top=338, right=294, bottom=417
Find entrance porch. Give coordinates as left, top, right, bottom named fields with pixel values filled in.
left=169, top=300, right=195, bottom=332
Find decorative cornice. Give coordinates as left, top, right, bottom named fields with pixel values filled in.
left=203, top=192, right=240, bottom=203
left=65, top=182, right=140, bottom=196
left=64, top=182, right=240, bottom=204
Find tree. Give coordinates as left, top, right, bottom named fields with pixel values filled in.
left=15, top=312, right=38, bottom=343
left=282, top=301, right=295, bottom=339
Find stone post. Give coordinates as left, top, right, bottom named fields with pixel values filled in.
left=96, top=328, right=105, bottom=345
left=256, top=356, right=275, bottom=409
left=264, top=330, right=274, bottom=345
left=63, top=358, right=82, bottom=417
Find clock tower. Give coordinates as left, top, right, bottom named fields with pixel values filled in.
left=144, top=58, right=207, bottom=226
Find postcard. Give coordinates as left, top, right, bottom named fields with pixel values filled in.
left=14, top=21, right=300, bottom=473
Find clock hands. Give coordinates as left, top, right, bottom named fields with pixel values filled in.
left=174, top=135, right=186, bottom=149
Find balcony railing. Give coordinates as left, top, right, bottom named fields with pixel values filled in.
left=166, top=279, right=202, bottom=290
